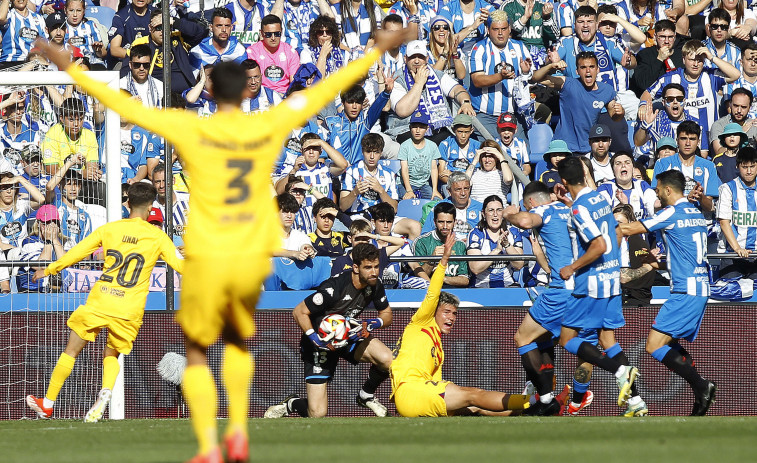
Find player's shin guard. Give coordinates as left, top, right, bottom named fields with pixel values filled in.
left=183, top=365, right=218, bottom=455
left=652, top=345, right=708, bottom=393
left=566, top=338, right=622, bottom=374
left=519, top=343, right=548, bottom=395
left=46, top=353, right=76, bottom=402
left=223, top=344, right=253, bottom=435
left=606, top=344, right=640, bottom=398
left=102, top=356, right=120, bottom=391
left=361, top=364, right=389, bottom=395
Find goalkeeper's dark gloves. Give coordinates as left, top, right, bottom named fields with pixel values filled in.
left=306, top=329, right=333, bottom=351
left=346, top=317, right=369, bottom=342
left=365, top=318, right=384, bottom=331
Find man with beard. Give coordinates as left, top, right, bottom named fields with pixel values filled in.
left=711, top=88, right=757, bottom=155
left=586, top=124, right=614, bottom=184
left=723, top=43, right=757, bottom=117
left=190, top=8, right=247, bottom=67
left=532, top=51, right=624, bottom=154
left=634, top=83, right=695, bottom=151
left=414, top=201, right=469, bottom=288
left=151, top=163, right=189, bottom=238
left=597, top=151, right=660, bottom=220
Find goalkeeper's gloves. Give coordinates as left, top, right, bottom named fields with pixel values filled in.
left=365, top=318, right=384, bottom=331
left=306, top=329, right=333, bottom=351
left=347, top=317, right=369, bottom=342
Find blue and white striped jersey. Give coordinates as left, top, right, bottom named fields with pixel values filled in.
left=467, top=226, right=522, bottom=288
left=498, top=136, right=529, bottom=167
left=278, top=0, right=319, bottom=53
left=567, top=187, right=622, bottom=298
left=65, top=20, right=105, bottom=65
left=704, top=38, right=741, bottom=72
left=438, top=0, right=494, bottom=54
left=0, top=199, right=32, bottom=247
left=241, top=86, right=280, bottom=114
left=189, top=36, right=247, bottom=67
left=0, top=116, right=42, bottom=153
left=646, top=68, right=726, bottom=144
left=152, top=191, right=190, bottom=237
left=716, top=177, right=757, bottom=252
left=225, top=0, right=266, bottom=47
left=556, top=0, right=578, bottom=32
left=557, top=34, right=626, bottom=91
left=468, top=37, right=532, bottom=115
left=597, top=179, right=659, bottom=221
left=0, top=9, right=47, bottom=62
left=120, top=125, right=158, bottom=183
left=294, top=204, right=315, bottom=234
left=330, top=2, right=381, bottom=50
left=387, top=1, right=436, bottom=40
left=635, top=109, right=701, bottom=150
left=55, top=202, right=93, bottom=252
left=642, top=198, right=710, bottom=296
left=323, top=91, right=389, bottom=165
left=530, top=201, right=574, bottom=290
left=439, top=135, right=481, bottom=172
left=280, top=161, right=333, bottom=207
left=652, top=154, right=721, bottom=200
left=342, top=161, right=398, bottom=213
left=725, top=76, right=757, bottom=118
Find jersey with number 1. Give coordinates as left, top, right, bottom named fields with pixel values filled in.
left=45, top=218, right=184, bottom=320
left=568, top=187, right=621, bottom=298
left=65, top=50, right=382, bottom=258
left=641, top=198, right=710, bottom=296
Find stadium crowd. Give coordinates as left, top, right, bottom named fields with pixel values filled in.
left=0, top=0, right=756, bottom=298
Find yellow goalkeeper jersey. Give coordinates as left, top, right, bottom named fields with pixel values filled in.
left=45, top=218, right=184, bottom=320
left=65, top=51, right=380, bottom=258
left=390, top=263, right=447, bottom=391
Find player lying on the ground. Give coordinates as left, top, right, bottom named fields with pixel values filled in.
left=265, top=243, right=393, bottom=418
left=391, top=231, right=531, bottom=417
left=619, top=170, right=716, bottom=416
left=26, top=183, right=184, bottom=422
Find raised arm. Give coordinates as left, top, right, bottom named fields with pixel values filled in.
left=412, top=231, right=454, bottom=325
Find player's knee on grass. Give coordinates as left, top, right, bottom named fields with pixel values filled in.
left=306, top=383, right=328, bottom=418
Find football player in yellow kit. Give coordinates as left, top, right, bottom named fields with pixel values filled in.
left=391, top=232, right=531, bottom=417
left=36, top=30, right=403, bottom=463
left=25, top=183, right=183, bottom=423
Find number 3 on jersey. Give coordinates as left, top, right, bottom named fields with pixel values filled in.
left=226, top=159, right=254, bottom=204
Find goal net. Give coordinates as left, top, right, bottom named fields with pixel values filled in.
left=0, top=65, right=124, bottom=420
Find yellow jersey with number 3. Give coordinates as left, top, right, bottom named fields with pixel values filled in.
left=65, top=51, right=381, bottom=257
left=390, top=263, right=447, bottom=391
left=45, top=218, right=184, bottom=320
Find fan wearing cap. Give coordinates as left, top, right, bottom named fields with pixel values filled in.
left=389, top=40, right=475, bottom=145
left=0, top=89, right=43, bottom=153
left=44, top=11, right=84, bottom=67
left=712, top=123, right=748, bottom=183
left=586, top=123, right=614, bottom=185
left=398, top=111, right=443, bottom=201
left=40, top=97, right=99, bottom=178
left=468, top=10, right=533, bottom=140
left=0, top=158, right=45, bottom=249
left=18, top=145, right=54, bottom=204
left=0, top=0, right=47, bottom=66
left=495, top=111, right=530, bottom=176
left=427, top=16, right=466, bottom=81
left=540, top=140, right=571, bottom=191
left=438, top=113, right=482, bottom=182
left=16, top=204, right=65, bottom=293
left=147, top=206, right=163, bottom=227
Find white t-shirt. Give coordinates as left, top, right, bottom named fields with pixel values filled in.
left=283, top=228, right=311, bottom=251
left=589, top=154, right=614, bottom=185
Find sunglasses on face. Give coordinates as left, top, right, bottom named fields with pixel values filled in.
left=291, top=188, right=306, bottom=195
left=131, top=62, right=149, bottom=69
left=432, top=24, right=450, bottom=31
left=152, top=24, right=163, bottom=32
left=664, top=96, right=685, bottom=103
left=710, top=23, right=729, bottom=31
left=316, top=29, right=331, bottom=36
left=263, top=31, right=282, bottom=38
left=0, top=184, right=14, bottom=190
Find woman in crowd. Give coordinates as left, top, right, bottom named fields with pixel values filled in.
left=300, top=15, right=350, bottom=78
left=427, top=16, right=465, bottom=81
left=465, top=140, right=513, bottom=204
left=0, top=167, right=45, bottom=252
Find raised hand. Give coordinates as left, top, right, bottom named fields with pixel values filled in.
left=520, top=57, right=532, bottom=74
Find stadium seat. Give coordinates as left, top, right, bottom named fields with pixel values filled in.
left=534, top=160, right=549, bottom=181
left=397, top=198, right=431, bottom=222
left=378, top=159, right=401, bottom=175
left=527, top=123, right=553, bottom=161
left=86, top=6, right=116, bottom=30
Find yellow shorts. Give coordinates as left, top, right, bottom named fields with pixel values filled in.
left=67, top=305, right=141, bottom=355
left=393, top=380, right=450, bottom=417
left=176, top=255, right=271, bottom=347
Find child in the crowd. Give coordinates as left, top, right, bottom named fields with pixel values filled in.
left=308, top=198, right=349, bottom=257
left=398, top=112, right=443, bottom=200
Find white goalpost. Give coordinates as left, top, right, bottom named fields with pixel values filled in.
left=0, top=70, right=125, bottom=420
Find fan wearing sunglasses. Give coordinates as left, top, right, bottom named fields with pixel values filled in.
left=634, top=82, right=693, bottom=151
left=246, top=14, right=301, bottom=95
left=428, top=16, right=466, bottom=81
left=704, top=8, right=742, bottom=72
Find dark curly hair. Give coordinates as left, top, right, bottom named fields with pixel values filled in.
left=308, top=15, right=340, bottom=49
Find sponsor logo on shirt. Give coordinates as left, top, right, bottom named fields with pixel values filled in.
left=265, top=65, right=285, bottom=82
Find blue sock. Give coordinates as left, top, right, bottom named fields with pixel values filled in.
left=605, top=343, right=622, bottom=358
left=564, top=337, right=583, bottom=355
left=573, top=378, right=590, bottom=394
left=651, top=345, right=672, bottom=362
left=518, top=342, right=538, bottom=356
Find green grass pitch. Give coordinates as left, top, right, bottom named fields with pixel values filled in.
left=2, top=416, right=756, bottom=462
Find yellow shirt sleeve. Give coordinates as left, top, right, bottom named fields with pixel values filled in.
left=45, top=227, right=103, bottom=276
left=411, top=263, right=446, bottom=325
left=271, top=49, right=382, bottom=131
left=66, top=65, right=193, bottom=142
left=83, top=130, right=99, bottom=164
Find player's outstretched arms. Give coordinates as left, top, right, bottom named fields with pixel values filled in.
left=39, top=228, right=104, bottom=279
left=413, top=233, right=455, bottom=324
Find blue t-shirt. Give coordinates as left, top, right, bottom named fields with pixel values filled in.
left=568, top=187, right=622, bottom=298
left=555, top=78, right=616, bottom=153
left=530, top=201, right=574, bottom=290
left=439, top=136, right=481, bottom=172
left=642, top=198, right=710, bottom=296
left=652, top=154, right=721, bottom=205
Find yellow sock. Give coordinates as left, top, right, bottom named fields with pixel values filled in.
left=506, top=394, right=530, bottom=410
left=102, top=356, right=120, bottom=391
left=222, top=344, right=253, bottom=437
left=182, top=365, right=218, bottom=455
left=46, top=353, right=75, bottom=402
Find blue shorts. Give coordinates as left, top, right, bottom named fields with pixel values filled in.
left=529, top=287, right=571, bottom=338
left=653, top=293, right=708, bottom=342
left=578, top=328, right=599, bottom=346
left=563, top=294, right=624, bottom=330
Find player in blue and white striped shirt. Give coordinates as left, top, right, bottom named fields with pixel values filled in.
left=641, top=40, right=740, bottom=157
left=556, top=157, right=641, bottom=413
left=716, top=147, right=757, bottom=279
left=621, top=169, right=716, bottom=416
left=0, top=0, right=47, bottom=63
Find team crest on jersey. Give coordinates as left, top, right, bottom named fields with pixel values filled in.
left=695, top=167, right=703, bottom=177
left=133, top=132, right=142, bottom=141
left=533, top=11, right=541, bottom=20
left=468, top=210, right=477, bottom=220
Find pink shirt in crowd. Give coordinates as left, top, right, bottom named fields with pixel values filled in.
left=246, top=42, right=300, bottom=95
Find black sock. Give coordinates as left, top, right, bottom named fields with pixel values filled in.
left=577, top=342, right=622, bottom=374
left=661, top=348, right=708, bottom=393
left=610, top=351, right=640, bottom=398
left=361, top=365, right=389, bottom=395
left=520, top=348, right=548, bottom=394
left=538, top=344, right=556, bottom=395
left=288, top=397, right=309, bottom=417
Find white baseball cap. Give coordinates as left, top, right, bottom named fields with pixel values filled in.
left=0, top=158, right=14, bottom=175
left=406, top=40, right=428, bottom=58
